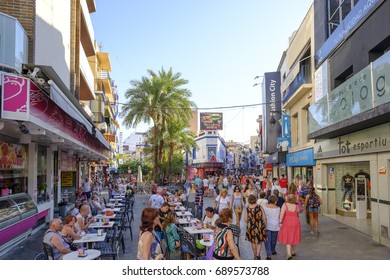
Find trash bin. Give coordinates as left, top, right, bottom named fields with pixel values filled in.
left=58, top=202, right=67, bottom=218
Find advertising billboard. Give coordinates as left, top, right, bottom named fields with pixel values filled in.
left=200, top=112, right=223, bottom=130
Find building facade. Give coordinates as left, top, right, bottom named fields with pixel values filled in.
left=0, top=0, right=117, bottom=253
left=309, top=0, right=390, bottom=246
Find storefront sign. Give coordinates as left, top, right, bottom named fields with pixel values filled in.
left=1, top=74, right=29, bottom=120
left=0, top=141, right=26, bottom=169
left=286, top=148, right=315, bottom=166
left=314, top=123, right=390, bottom=159
left=314, top=62, right=328, bottom=101
left=315, top=0, right=379, bottom=66
left=379, top=166, right=386, bottom=175
left=265, top=151, right=286, bottom=164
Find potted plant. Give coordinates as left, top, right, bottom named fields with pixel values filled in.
left=38, top=183, right=47, bottom=192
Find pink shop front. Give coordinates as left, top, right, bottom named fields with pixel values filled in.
left=0, top=72, right=110, bottom=253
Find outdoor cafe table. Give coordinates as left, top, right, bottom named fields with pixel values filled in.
left=88, top=221, right=115, bottom=229
left=176, top=211, right=193, bottom=217
left=200, top=235, right=214, bottom=249
left=63, top=249, right=101, bottom=260
left=73, top=233, right=107, bottom=249
left=100, top=208, right=122, bottom=212
left=178, top=218, right=199, bottom=225
left=183, top=226, right=214, bottom=235
left=106, top=202, right=124, bottom=207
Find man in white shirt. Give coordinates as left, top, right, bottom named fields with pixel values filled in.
left=203, top=207, right=219, bottom=230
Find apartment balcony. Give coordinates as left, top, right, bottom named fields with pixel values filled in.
left=282, top=64, right=312, bottom=107
left=80, top=43, right=95, bottom=100
left=80, top=0, right=95, bottom=56
left=96, top=70, right=113, bottom=102
left=0, top=12, right=28, bottom=73
left=308, top=51, right=390, bottom=139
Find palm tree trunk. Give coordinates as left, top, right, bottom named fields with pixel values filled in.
left=153, top=124, right=159, bottom=183
left=165, top=144, right=174, bottom=181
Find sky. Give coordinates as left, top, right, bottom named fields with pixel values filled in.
left=91, top=0, right=313, bottom=144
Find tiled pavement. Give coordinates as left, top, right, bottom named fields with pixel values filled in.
left=1, top=193, right=390, bottom=260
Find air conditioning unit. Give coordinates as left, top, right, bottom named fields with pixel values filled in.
left=97, top=122, right=108, bottom=133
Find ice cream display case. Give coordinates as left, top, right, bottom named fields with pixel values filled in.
left=0, top=193, right=38, bottom=248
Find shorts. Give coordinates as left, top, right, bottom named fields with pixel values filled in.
left=308, top=206, right=319, bottom=212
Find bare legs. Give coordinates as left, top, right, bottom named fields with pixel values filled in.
left=251, top=242, right=262, bottom=259
left=309, top=211, right=319, bottom=233
left=235, top=211, right=242, bottom=227
left=285, top=244, right=296, bottom=259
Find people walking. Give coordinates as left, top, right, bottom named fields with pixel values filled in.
left=278, top=194, right=302, bottom=260
left=263, top=195, right=280, bottom=260
left=231, top=186, right=244, bottom=226
left=244, top=195, right=267, bottom=260
left=304, top=187, right=323, bottom=234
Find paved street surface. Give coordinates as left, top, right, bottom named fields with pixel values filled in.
left=1, top=193, right=390, bottom=260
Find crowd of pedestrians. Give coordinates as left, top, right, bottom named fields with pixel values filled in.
left=138, top=173, right=320, bottom=260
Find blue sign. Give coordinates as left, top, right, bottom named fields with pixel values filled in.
left=282, top=115, right=291, bottom=138
left=315, top=0, right=379, bottom=67
left=286, top=148, right=315, bottom=166
left=277, top=137, right=291, bottom=151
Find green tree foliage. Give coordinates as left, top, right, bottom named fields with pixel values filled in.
left=120, top=67, right=196, bottom=182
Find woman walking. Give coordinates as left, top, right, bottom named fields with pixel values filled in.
left=278, top=194, right=302, bottom=260
left=244, top=195, right=267, bottom=260
left=304, top=187, right=322, bottom=234
left=231, top=186, right=244, bottom=226
left=263, top=195, right=280, bottom=260
left=214, top=188, right=230, bottom=214
left=213, top=208, right=241, bottom=260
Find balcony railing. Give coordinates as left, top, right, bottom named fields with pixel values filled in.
left=308, top=51, right=390, bottom=134
left=282, top=64, right=312, bottom=103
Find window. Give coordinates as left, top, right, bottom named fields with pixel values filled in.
left=328, top=0, right=360, bottom=36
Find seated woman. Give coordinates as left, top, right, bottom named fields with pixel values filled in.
left=162, top=212, right=181, bottom=253
left=61, top=214, right=81, bottom=246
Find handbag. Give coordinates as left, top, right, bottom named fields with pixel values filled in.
left=296, top=198, right=304, bottom=213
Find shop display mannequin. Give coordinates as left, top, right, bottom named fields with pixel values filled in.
left=342, top=172, right=354, bottom=202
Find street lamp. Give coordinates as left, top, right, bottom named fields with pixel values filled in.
left=253, top=75, right=264, bottom=87
left=269, top=110, right=284, bottom=127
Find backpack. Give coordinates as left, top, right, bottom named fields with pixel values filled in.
left=308, top=195, right=320, bottom=208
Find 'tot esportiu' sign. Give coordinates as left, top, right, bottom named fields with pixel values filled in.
left=314, top=123, right=390, bottom=159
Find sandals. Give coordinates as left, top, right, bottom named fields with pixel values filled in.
left=254, top=256, right=260, bottom=260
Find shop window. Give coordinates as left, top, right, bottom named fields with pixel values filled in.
left=0, top=141, right=28, bottom=196
left=37, top=146, right=48, bottom=204
left=369, top=35, right=390, bottom=62
left=291, top=113, right=298, bottom=148
left=334, top=66, right=353, bottom=89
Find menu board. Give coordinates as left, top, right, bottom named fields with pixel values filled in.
left=61, top=172, right=75, bottom=187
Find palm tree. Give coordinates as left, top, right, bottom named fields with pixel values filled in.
left=163, top=118, right=197, bottom=180
left=120, top=67, right=196, bottom=182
